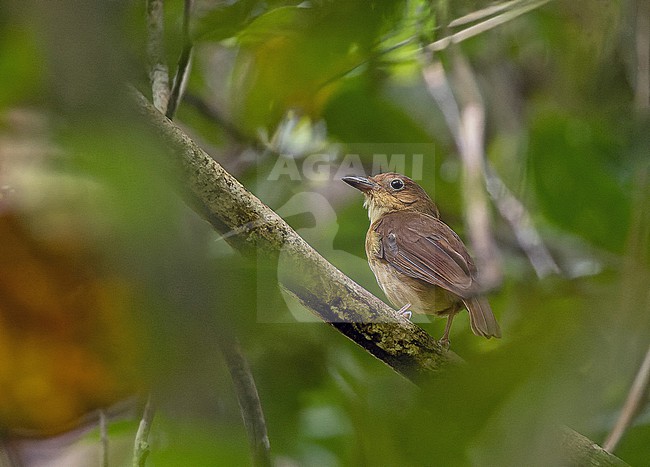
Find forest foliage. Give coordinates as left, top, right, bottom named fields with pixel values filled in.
left=1, top=0, right=649, bottom=465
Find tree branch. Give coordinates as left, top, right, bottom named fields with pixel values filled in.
left=562, top=427, right=629, bottom=467
left=134, top=89, right=455, bottom=382
left=132, top=90, right=628, bottom=465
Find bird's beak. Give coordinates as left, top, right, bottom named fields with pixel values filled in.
left=342, top=176, right=376, bottom=193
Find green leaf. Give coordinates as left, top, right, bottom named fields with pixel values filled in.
left=237, top=5, right=312, bottom=46
left=528, top=110, right=631, bottom=252
left=193, top=0, right=265, bottom=42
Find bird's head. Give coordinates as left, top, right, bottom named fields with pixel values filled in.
left=342, top=172, right=439, bottom=222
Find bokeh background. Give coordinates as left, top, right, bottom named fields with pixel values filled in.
left=1, top=0, right=649, bottom=465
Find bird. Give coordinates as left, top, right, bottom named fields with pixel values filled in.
left=342, top=172, right=501, bottom=347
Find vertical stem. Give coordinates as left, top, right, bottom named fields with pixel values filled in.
left=166, top=0, right=193, bottom=119
left=452, top=53, right=502, bottom=288
left=135, top=2, right=172, bottom=461
left=146, top=0, right=170, bottom=113
left=99, top=410, right=108, bottom=467
left=132, top=395, right=156, bottom=467
left=221, top=338, right=272, bottom=467
left=422, top=56, right=502, bottom=288
left=635, top=0, right=650, bottom=112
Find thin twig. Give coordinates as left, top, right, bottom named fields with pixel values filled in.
left=485, top=164, right=560, bottom=278
left=428, top=0, right=551, bottom=52
left=603, top=344, right=650, bottom=452
left=146, top=0, right=170, bottom=113
left=99, top=410, right=108, bottom=467
left=132, top=395, right=156, bottom=467
left=604, top=167, right=650, bottom=452
left=221, top=338, right=272, bottom=467
left=166, top=0, right=193, bottom=119
left=448, top=0, right=522, bottom=28
left=458, top=100, right=501, bottom=287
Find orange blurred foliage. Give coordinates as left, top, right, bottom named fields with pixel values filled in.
left=0, top=207, right=142, bottom=436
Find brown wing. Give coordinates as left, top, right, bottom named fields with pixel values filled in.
left=373, top=211, right=479, bottom=298
left=373, top=211, right=501, bottom=339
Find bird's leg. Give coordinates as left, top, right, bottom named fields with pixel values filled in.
left=439, top=313, right=456, bottom=349
left=397, top=303, right=412, bottom=320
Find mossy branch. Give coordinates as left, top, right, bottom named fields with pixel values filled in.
left=134, top=89, right=453, bottom=382
left=133, top=90, right=628, bottom=466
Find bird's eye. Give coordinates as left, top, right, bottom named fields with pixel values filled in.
left=390, top=179, right=404, bottom=190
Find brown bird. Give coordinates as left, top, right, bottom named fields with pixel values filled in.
left=342, top=172, right=501, bottom=346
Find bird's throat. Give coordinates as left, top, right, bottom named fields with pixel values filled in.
left=364, top=196, right=391, bottom=223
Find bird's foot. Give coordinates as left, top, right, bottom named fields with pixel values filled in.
left=397, top=303, right=412, bottom=320
left=439, top=315, right=454, bottom=349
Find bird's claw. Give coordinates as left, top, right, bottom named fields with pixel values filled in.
left=397, top=303, right=412, bottom=320
left=438, top=337, right=450, bottom=350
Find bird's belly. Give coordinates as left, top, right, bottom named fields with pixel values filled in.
left=368, top=258, right=457, bottom=316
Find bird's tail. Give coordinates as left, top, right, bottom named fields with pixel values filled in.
left=463, top=296, right=501, bottom=339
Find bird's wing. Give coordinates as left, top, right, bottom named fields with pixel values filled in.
left=373, top=211, right=478, bottom=297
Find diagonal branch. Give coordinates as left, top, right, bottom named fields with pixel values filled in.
left=603, top=166, right=650, bottom=453
left=428, top=0, right=552, bottom=52
left=562, top=427, right=629, bottom=467
left=485, top=164, right=560, bottom=278
left=132, top=90, right=629, bottom=466
left=603, top=343, right=650, bottom=452
left=134, top=90, right=454, bottom=382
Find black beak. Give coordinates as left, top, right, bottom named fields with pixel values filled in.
left=342, top=176, right=376, bottom=193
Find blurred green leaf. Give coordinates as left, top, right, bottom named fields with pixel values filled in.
left=228, top=0, right=408, bottom=134
left=529, top=110, right=631, bottom=252
left=324, top=79, right=434, bottom=144
left=614, top=423, right=650, bottom=467
left=149, top=417, right=251, bottom=466
left=237, top=5, right=311, bottom=46
left=0, top=25, right=43, bottom=108
left=194, top=0, right=265, bottom=42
